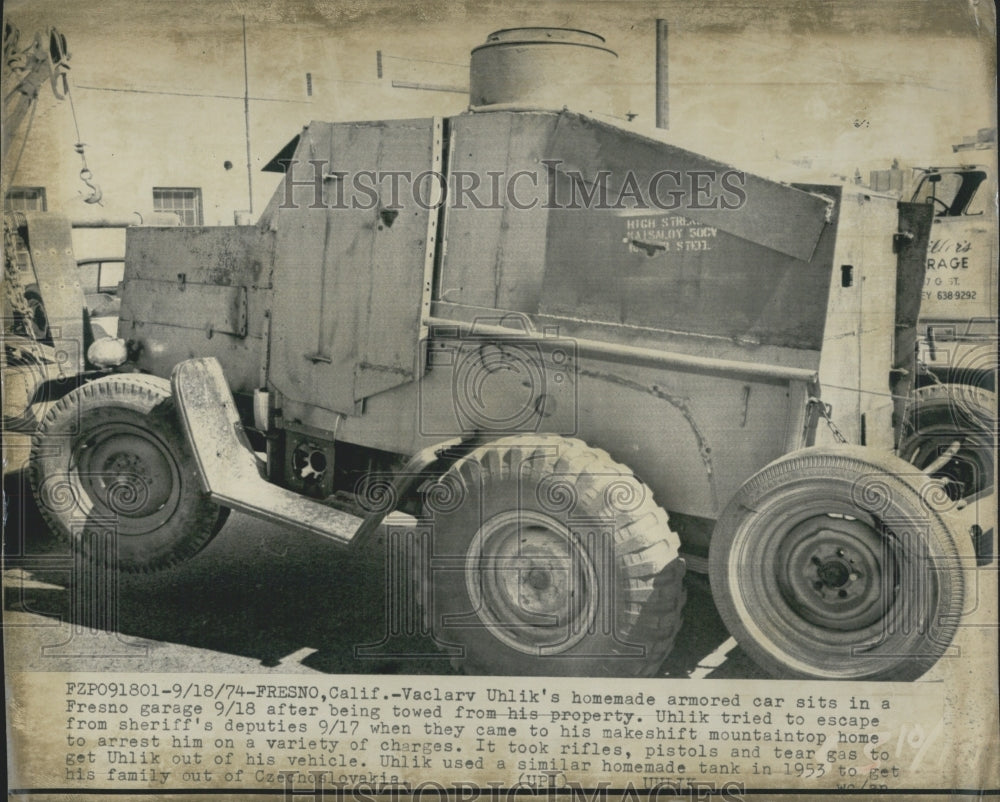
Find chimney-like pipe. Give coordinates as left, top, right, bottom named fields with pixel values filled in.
left=656, top=19, right=668, bottom=129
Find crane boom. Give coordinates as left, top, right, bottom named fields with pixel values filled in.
left=2, top=22, right=70, bottom=163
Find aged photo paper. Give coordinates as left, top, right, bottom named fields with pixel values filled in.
left=3, top=0, right=998, bottom=799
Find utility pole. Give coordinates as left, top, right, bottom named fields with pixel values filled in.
left=242, top=15, right=254, bottom=215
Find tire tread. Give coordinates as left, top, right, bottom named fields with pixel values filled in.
left=421, top=434, right=685, bottom=677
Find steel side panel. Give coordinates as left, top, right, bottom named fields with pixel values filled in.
left=268, top=119, right=436, bottom=415
left=540, top=191, right=838, bottom=349
left=494, top=114, right=559, bottom=311
left=356, top=120, right=441, bottom=400
left=120, top=226, right=272, bottom=394
left=856, top=197, right=902, bottom=451
left=328, top=339, right=801, bottom=520
left=441, top=114, right=553, bottom=312
left=122, top=279, right=247, bottom=336
left=547, top=111, right=831, bottom=262
left=575, top=363, right=798, bottom=517
left=894, top=202, right=934, bottom=368
left=438, top=114, right=513, bottom=309
left=440, top=112, right=835, bottom=349
left=816, top=189, right=900, bottom=449
left=265, top=124, right=338, bottom=404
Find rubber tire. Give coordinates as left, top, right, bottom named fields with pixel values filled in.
left=23, top=291, right=50, bottom=342
left=29, top=374, right=224, bottom=572
left=898, top=383, right=996, bottom=499
left=211, top=506, right=232, bottom=535
left=708, top=445, right=972, bottom=681
left=2, top=345, right=45, bottom=432
left=417, top=435, right=685, bottom=677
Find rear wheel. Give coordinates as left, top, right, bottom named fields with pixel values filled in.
left=709, top=445, right=971, bottom=680
left=418, top=436, right=685, bottom=676
left=898, top=383, right=996, bottom=499
left=29, top=374, right=225, bottom=571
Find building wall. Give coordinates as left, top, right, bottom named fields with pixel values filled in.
left=3, top=0, right=995, bottom=263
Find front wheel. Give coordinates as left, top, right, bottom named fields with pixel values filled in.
left=709, top=446, right=971, bottom=681
left=417, top=436, right=685, bottom=677
left=29, top=374, right=225, bottom=571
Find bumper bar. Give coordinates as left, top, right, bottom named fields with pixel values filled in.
left=171, top=357, right=360, bottom=545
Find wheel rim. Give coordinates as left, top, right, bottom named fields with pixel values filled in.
left=71, top=422, right=182, bottom=535
left=465, top=510, right=599, bottom=656
left=725, top=487, right=918, bottom=677
left=900, top=431, right=991, bottom=498
left=776, top=515, right=892, bottom=631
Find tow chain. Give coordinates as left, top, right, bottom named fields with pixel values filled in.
left=808, top=396, right=848, bottom=444
left=2, top=213, right=38, bottom=340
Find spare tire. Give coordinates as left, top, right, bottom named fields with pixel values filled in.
left=709, top=445, right=972, bottom=681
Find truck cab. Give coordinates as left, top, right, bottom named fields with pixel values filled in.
left=911, top=164, right=997, bottom=390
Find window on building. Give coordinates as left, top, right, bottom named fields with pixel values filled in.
left=152, top=187, right=203, bottom=225
left=4, top=186, right=47, bottom=211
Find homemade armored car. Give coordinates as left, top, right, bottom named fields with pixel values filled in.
left=30, top=29, right=979, bottom=680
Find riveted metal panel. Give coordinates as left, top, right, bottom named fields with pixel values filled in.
left=18, top=213, right=86, bottom=375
